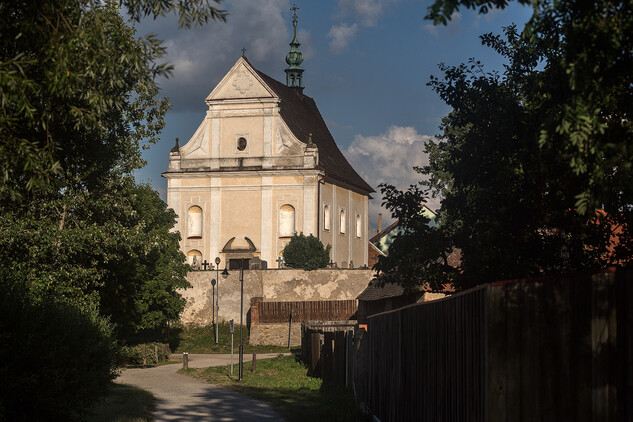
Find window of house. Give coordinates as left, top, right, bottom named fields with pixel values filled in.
left=323, top=204, right=330, bottom=231
left=279, top=204, right=295, bottom=237
left=187, top=206, right=203, bottom=238
left=356, top=213, right=362, bottom=238
left=339, top=208, right=346, bottom=234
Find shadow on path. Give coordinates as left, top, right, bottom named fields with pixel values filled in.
left=118, top=354, right=285, bottom=421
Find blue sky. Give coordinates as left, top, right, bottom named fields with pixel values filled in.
left=133, top=0, right=532, bottom=227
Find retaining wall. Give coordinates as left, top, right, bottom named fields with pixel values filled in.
left=179, top=268, right=372, bottom=326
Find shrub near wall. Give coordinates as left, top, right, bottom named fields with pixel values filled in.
left=0, top=283, right=119, bottom=421
left=119, top=343, right=170, bottom=366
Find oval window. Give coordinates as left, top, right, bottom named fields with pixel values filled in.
left=237, top=137, right=247, bottom=151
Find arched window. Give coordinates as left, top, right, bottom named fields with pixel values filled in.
left=187, top=206, right=203, bottom=238
left=340, top=208, right=346, bottom=234
left=356, top=213, right=362, bottom=238
left=279, top=204, right=295, bottom=237
left=323, top=204, right=330, bottom=231
left=186, top=249, right=202, bottom=267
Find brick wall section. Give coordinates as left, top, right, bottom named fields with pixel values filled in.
left=250, top=297, right=263, bottom=324
left=250, top=323, right=302, bottom=347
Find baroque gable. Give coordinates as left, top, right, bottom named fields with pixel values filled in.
left=180, top=120, right=209, bottom=157
left=206, top=57, right=277, bottom=102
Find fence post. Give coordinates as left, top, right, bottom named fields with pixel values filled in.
left=310, top=333, right=321, bottom=377
left=142, top=344, right=147, bottom=366
left=183, top=352, right=188, bottom=369
left=154, top=345, right=159, bottom=363
left=252, top=352, right=257, bottom=372
left=288, top=307, right=293, bottom=349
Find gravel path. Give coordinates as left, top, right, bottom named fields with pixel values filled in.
left=117, top=353, right=286, bottom=421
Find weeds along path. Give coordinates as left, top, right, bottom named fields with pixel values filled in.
left=117, top=354, right=286, bottom=421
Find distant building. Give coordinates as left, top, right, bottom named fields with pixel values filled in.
left=163, top=12, right=373, bottom=269
left=369, top=205, right=437, bottom=256
left=361, top=206, right=453, bottom=322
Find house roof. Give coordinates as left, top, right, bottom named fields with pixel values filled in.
left=357, top=280, right=407, bottom=301
left=252, top=65, right=374, bottom=194
left=369, top=206, right=439, bottom=255
left=358, top=279, right=455, bottom=302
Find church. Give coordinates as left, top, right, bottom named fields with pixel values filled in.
left=163, top=12, right=374, bottom=270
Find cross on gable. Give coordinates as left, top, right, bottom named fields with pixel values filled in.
left=241, top=47, right=246, bottom=57
left=202, top=260, right=209, bottom=271
left=290, top=4, right=299, bottom=19
left=276, top=256, right=284, bottom=268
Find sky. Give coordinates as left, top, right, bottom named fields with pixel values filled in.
left=133, top=0, right=532, bottom=228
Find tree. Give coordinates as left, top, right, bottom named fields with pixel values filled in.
left=377, top=2, right=633, bottom=290
left=426, top=0, right=633, bottom=215
left=282, top=233, right=332, bottom=271
left=0, top=0, right=226, bottom=418
left=0, top=0, right=226, bottom=199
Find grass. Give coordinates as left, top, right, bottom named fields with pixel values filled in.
left=174, top=322, right=296, bottom=354
left=180, top=355, right=367, bottom=422
left=90, top=383, right=154, bottom=422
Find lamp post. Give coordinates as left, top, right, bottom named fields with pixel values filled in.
left=239, top=258, right=245, bottom=381
left=215, top=256, right=221, bottom=345
left=211, top=278, right=216, bottom=333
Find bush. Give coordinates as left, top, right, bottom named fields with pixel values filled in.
left=0, top=282, right=119, bottom=421
left=119, top=342, right=171, bottom=366
left=282, top=233, right=331, bottom=270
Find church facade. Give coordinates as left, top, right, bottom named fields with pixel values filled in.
left=163, top=16, right=373, bottom=270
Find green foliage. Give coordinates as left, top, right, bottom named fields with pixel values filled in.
left=373, top=184, right=456, bottom=292
left=0, top=0, right=226, bottom=200
left=0, top=178, right=191, bottom=340
left=282, top=233, right=331, bottom=271
left=119, top=343, right=170, bottom=366
left=0, top=0, right=225, bottom=418
left=378, top=2, right=633, bottom=290
left=427, top=0, right=633, bottom=215
left=0, top=281, right=119, bottom=421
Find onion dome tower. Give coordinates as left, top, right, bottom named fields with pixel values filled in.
left=285, top=4, right=304, bottom=91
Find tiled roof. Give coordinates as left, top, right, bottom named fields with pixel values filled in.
left=253, top=67, right=374, bottom=194
left=358, top=279, right=454, bottom=301
left=357, top=280, right=407, bottom=301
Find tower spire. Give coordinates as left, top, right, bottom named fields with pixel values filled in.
left=285, top=4, right=304, bottom=91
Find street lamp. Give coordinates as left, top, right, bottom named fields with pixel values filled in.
left=215, top=256, right=221, bottom=345
left=211, top=278, right=218, bottom=332
left=238, top=258, right=245, bottom=381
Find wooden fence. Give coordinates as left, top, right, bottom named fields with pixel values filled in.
left=253, top=299, right=357, bottom=323
left=350, top=267, right=633, bottom=421
left=301, top=321, right=355, bottom=379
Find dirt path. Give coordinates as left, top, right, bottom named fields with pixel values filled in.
left=117, top=354, right=286, bottom=421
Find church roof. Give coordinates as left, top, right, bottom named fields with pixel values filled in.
left=252, top=65, right=374, bottom=194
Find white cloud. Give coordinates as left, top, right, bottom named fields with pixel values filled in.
left=342, top=126, right=440, bottom=228
left=422, top=11, right=463, bottom=37
left=327, top=23, right=359, bottom=53
left=328, top=0, right=397, bottom=53
left=337, top=0, right=390, bottom=26
left=423, top=23, right=439, bottom=37
left=135, top=0, right=295, bottom=112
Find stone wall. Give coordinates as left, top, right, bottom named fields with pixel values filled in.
left=261, top=269, right=372, bottom=301
left=249, top=323, right=302, bottom=347
left=179, top=268, right=372, bottom=326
